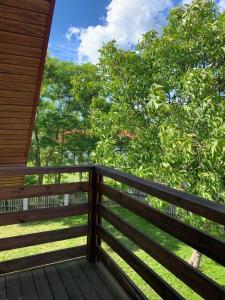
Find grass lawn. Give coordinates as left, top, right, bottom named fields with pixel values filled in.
left=0, top=205, right=224, bottom=299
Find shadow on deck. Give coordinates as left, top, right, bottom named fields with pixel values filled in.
left=0, top=258, right=130, bottom=300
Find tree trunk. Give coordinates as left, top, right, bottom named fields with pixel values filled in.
left=33, top=127, right=43, bottom=185
left=79, top=172, right=83, bottom=182
left=55, top=173, right=61, bottom=184
left=188, top=249, right=202, bottom=269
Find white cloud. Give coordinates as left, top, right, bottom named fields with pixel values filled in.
left=66, top=0, right=173, bottom=64
left=182, top=0, right=225, bottom=11
left=66, top=27, right=81, bottom=41
left=218, top=0, right=225, bottom=11
left=181, top=0, right=192, bottom=4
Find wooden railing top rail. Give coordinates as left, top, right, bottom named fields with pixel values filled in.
left=0, top=165, right=93, bottom=176
left=98, top=226, right=184, bottom=300
left=0, top=164, right=223, bottom=225
left=96, top=165, right=225, bottom=226
left=0, top=164, right=224, bottom=298
left=0, top=182, right=89, bottom=201
left=101, top=184, right=225, bottom=266
left=0, top=203, right=88, bottom=226
left=99, top=204, right=224, bottom=299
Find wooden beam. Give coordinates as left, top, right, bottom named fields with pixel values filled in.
left=0, top=165, right=93, bottom=176
left=0, top=42, right=41, bottom=58
left=98, top=226, right=183, bottom=300
left=98, top=247, right=147, bottom=300
left=0, top=0, right=50, bottom=15
left=99, top=204, right=225, bottom=299
left=0, top=63, right=38, bottom=76
left=0, top=182, right=88, bottom=201
left=0, top=225, right=88, bottom=251
left=96, top=165, right=225, bottom=226
left=100, top=184, right=225, bottom=267
left=0, top=4, right=48, bottom=27
left=0, top=245, right=87, bottom=274
left=0, top=203, right=88, bottom=226
left=24, top=0, right=55, bottom=163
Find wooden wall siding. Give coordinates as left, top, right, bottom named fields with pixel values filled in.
left=0, top=0, right=55, bottom=187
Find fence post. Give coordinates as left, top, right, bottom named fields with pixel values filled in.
left=23, top=198, right=28, bottom=211
left=87, top=167, right=102, bottom=262
left=64, top=194, right=69, bottom=206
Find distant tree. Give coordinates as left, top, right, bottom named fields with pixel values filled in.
left=29, top=56, right=99, bottom=183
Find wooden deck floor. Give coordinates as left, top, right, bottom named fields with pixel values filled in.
left=0, top=258, right=131, bottom=300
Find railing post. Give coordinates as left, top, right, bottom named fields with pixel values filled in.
left=87, top=167, right=102, bottom=262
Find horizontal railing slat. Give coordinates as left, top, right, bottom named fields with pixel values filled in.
left=0, top=165, right=92, bottom=176
left=0, top=203, right=88, bottom=226
left=0, top=225, right=88, bottom=251
left=100, top=183, right=225, bottom=267
left=99, top=204, right=225, bottom=299
left=98, top=225, right=183, bottom=300
left=98, top=247, right=147, bottom=300
left=0, top=245, right=87, bottom=274
left=0, top=182, right=88, bottom=201
left=96, top=165, right=225, bottom=225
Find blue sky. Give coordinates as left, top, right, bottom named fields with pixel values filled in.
left=49, top=0, right=110, bottom=61
left=48, top=0, right=224, bottom=63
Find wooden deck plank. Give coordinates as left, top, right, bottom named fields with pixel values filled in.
left=32, top=268, right=54, bottom=300
left=6, top=272, right=22, bottom=300
left=56, top=263, right=85, bottom=300
left=98, top=248, right=146, bottom=300
left=44, top=265, right=69, bottom=300
left=0, top=277, right=6, bottom=300
left=67, top=260, right=100, bottom=300
left=94, top=261, right=132, bottom=300
left=19, top=270, right=38, bottom=300
left=78, top=260, right=115, bottom=300
left=2, top=258, right=132, bottom=300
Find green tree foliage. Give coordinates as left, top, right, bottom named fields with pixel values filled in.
left=29, top=0, right=224, bottom=267
left=92, top=0, right=225, bottom=203
left=91, top=0, right=225, bottom=266
left=29, top=56, right=99, bottom=183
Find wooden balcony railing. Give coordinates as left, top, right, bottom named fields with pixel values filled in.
left=0, top=164, right=224, bottom=299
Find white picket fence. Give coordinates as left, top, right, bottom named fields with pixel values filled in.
left=106, top=186, right=178, bottom=218
left=0, top=187, right=177, bottom=218
left=0, top=192, right=87, bottom=214
left=127, top=187, right=177, bottom=218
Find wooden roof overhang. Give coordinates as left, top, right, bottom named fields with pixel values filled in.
left=0, top=0, right=55, bottom=187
